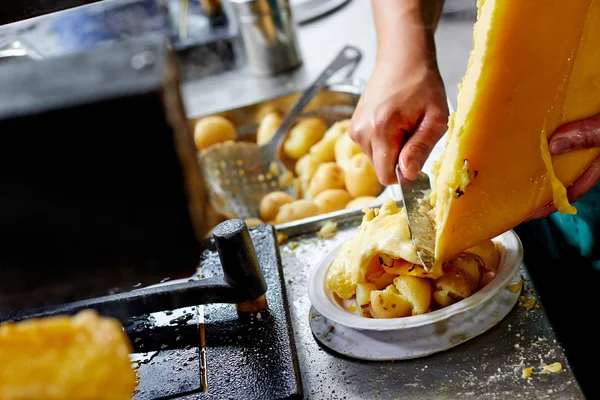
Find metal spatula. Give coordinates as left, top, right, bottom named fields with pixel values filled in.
left=395, top=164, right=436, bottom=270
left=200, top=45, right=362, bottom=219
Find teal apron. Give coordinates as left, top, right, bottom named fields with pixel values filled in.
left=514, top=183, right=600, bottom=398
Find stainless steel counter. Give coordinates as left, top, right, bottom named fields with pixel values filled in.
left=281, top=221, right=583, bottom=400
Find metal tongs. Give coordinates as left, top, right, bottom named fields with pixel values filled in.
left=395, top=164, right=436, bottom=271
left=200, top=45, right=362, bottom=219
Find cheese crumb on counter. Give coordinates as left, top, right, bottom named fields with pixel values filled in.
left=542, top=362, right=563, bottom=373
left=522, top=367, right=533, bottom=379
left=316, top=221, right=337, bottom=239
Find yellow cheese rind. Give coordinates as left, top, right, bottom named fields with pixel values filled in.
left=433, top=0, right=600, bottom=262
left=0, top=310, right=136, bottom=400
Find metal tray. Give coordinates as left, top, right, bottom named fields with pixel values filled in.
left=191, top=78, right=404, bottom=231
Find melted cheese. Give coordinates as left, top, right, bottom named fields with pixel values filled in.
left=326, top=200, right=442, bottom=299
left=432, top=0, right=600, bottom=262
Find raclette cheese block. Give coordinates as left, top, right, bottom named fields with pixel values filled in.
left=432, top=0, right=600, bottom=262
left=0, top=310, right=136, bottom=400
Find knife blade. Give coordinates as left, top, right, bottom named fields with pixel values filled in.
left=395, top=164, right=436, bottom=271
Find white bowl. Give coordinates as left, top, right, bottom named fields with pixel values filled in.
left=307, top=230, right=524, bottom=360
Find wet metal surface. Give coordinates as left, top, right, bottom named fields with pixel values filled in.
left=126, top=225, right=301, bottom=400
left=280, top=221, right=585, bottom=399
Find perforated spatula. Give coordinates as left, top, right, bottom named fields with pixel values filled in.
left=200, top=46, right=362, bottom=219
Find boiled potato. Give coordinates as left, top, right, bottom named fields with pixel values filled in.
left=334, top=132, right=362, bottom=169
left=445, top=253, right=482, bottom=286
left=256, top=111, right=282, bottom=145
left=433, top=264, right=478, bottom=308
left=274, top=199, right=320, bottom=224
left=259, top=191, right=294, bottom=222
left=369, top=285, right=413, bottom=319
left=283, top=117, right=328, bottom=160
left=244, top=218, right=264, bottom=228
left=313, top=189, right=352, bottom=214
left=394, top=276, right=432, bottom=315
left=308, top=162, right=345, bottom=198
left=345, top=153, right=383, bottom=198
left=309, top=120, right=350, bottom=162
left=193, top=116, right=237, bottom=151
left=356, top=283, right=377, bottom=307
left=295, top=154, right=321, bottom=194
left=465, top=240, right=500, bottom=271
left=345, top=196, right=377, bottom=210
left=383, top=259, right=430, bottom=278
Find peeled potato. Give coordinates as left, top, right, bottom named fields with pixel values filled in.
left=345, top=153, right=383, bottom=198
left=394, top=276, right=432, bottom=315
left=309, top=120, right=350, bottom=162
left=283, top=117, right=328, bottom=160
left=256, top=111, right=282, bottom=145
left=345, top=196, right=377, bottom=210
left=259, top=191, right=294, bottom=222
left=275, top=199, right=320, bottom=224
left=356, top=283, right=377, bottom=307
left=465, top=240, right=500, bottom=271
left=313, top=189, right=352, bottom=214
left=193, top=116, right=237, bottom=151
left=244, top=218, right=264, bottom=228
left=369, top=285, right=413, bottom=319
left=334, top=132, right=362, bottom=169
left=308, top=162, right=345, bottom=198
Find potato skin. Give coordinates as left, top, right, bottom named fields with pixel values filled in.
left=310, top=120, right=350, bottom=162
left=274, top=199, right=320, bottom=224
left=308, top=162, right=346, bottom=198
left=256, top=112, right=282, bottom=145
left=334, top=132, right=362, bottom=169
left=283, top=117, right=328, bottom=160
left=344, top=153, right=383, bottom=198
left=313, top=189, right=352, bottom=214
left=259, top=191, right=295, bottom=222
left=193, top=116, right=237, bottom=151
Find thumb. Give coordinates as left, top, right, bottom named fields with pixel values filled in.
left=550, top=114, right=600, bottom=155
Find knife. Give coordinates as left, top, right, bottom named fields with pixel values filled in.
left=395, top=164, right=436, bottom=271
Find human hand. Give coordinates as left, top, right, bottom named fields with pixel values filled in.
left=529, top=115, right=600, bottom=220
left=348, top=62, right=449, bottom=184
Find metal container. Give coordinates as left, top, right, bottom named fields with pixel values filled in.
left=229, top=0, right=302, bottom=76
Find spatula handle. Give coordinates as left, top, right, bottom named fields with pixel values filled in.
left=263, top=45, right=362, bottom=156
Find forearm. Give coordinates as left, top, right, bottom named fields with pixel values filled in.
left=372, top=0, right=445, bottom=70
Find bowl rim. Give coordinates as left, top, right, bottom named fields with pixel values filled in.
left=307, top=229, right=523, bottom=331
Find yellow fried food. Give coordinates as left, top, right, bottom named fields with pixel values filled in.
left=259, top=191, right=295, bottom=222
left=308, top=162, right=345, bottom=198
left=313, top=189, right=352, bottom=214
left=193, top=115, right=237, bottom=151
left=0, top=310, right=135, bottom=400
left=283, top=117, right=328, bottom=160
left=345, top=196, right=377, bottom=209
left=334, top=132, right=362, bottom=169
left=310, top=120, right=351, bottom=162
left=326, top=200, right=441, bottom=299
left=275, top=199, right=320, bottom=224
left=344, top=153, right=383, bottom=198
